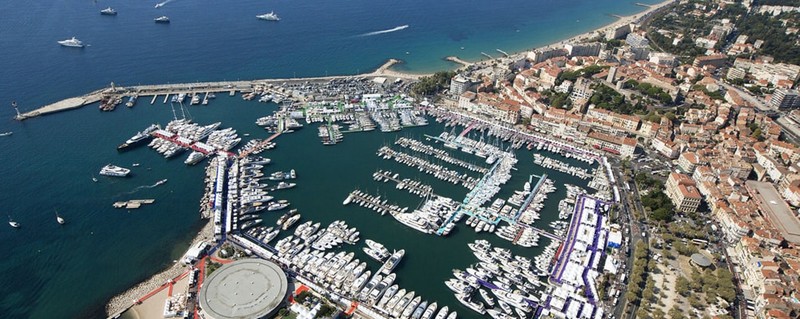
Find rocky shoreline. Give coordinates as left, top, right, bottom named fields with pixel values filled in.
left=105, top=220, right=213, bottom=318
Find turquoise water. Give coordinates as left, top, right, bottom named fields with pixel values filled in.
left=0, top=0, right=656, bottom=318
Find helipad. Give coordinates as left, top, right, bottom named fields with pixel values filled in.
left=198, top=258, right=288, bottom=319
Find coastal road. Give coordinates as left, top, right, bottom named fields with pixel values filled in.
left=609, top=159, right=648, bottom=319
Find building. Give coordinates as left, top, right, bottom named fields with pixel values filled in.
left=198, top=259, right=289, bottom=319
left=665, top=172, right=703, bottom=213
left=569, top=78, right=594, bottom=104
left=449, top=75, right=472, bottom=97
left=606, top=24, right=632, bottom=40
left=649, top=52, right=678, bottom=67
left=625, top=32, right=650, bottom=48
left=745, top=181, right=800, bottom=244
left=769, top=88, right=800, bottom=109
left=727, top=67, right=746, bottom=80
left=677, top=152, right=703, bottom=174
left=564, top=42, right=602, bottom=57
left=606, top=66, right=618, bottom=83
left=527, top=47, right=566, bottom=63
left=692, top=54, right=727, bottom=68
left=585, top=131, right=637, bottom=157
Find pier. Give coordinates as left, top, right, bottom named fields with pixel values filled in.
left=496, top=49, right=510, bottom=57
left=345, top=189, right=407, bottom=216
left=394, top=137, right=487, bottom=174
left=238, top=132, right=281, bottom=158
left=376, top=146, right=479, bottom=189
left=16, top=59, right=424, bottom=121
left=480, top=52, right=494, bottom=59
left=511, top=174, right=547, bottom=222
left=372, top=170, right=435, bottom=198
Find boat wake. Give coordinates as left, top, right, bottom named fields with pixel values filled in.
left=358, top=25, right=409, bottom=37
left=117, top=179, right=168, bottom=196
left=155, top=0, right=173, bottom=8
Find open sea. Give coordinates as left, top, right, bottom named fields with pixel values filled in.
left=0, top=0, right=658, bottom=318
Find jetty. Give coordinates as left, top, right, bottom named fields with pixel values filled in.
left=445, top=56, right=473, bottom=67
left=112, top=199, right=155, bottom=209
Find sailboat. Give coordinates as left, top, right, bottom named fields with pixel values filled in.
left=55, top=210, right=65, bottom=225
left=8, top=215, right=19, bottom=228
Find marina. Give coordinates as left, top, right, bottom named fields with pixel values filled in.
left=11, top=87, right=621, bottom=319
left=31, top=91, right=617, bottom=319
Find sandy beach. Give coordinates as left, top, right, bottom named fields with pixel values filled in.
left=445, top=0, right=676, bottom=68
left=536, top=0, right=675, bottom=52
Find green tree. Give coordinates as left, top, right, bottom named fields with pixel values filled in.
left=676, top=276, right=690, bottom=297
left=411, top=71, right=457, bottom=95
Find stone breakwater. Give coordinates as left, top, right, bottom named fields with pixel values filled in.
left=105, top=220, right=213, bottom=318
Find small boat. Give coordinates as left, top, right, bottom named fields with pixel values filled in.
left=100, top=7, right=117, bottom=15
left=55, top=210, right=65, bottom=225
left=8, top=216, right=19, bottom=228
left=132, top=163, right=140, bottom=167
left=155, top=16, right=170, bottom=23
left=0, top=132, right=12, bottom=137
left=92, top=175, right=98, bottom=183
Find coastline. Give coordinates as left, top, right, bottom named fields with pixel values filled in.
left=18, top=1, right=674, bottom=121
left=448, top=0, right=676, bottom=67
left=105, top=219, right=212, bottom=318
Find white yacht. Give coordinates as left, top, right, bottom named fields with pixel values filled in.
left=99, top=164, right=131, bottom=177
left=58, top=37, right=84, bottom=48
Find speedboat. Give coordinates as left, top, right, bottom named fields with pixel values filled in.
left=8, top=216, right=19, bottom=228
left=57, top=37, right=84, bottom=48
left=256, top=11, right=280, bottom=21
left=154, top=16, right=170, bottom=23
left=55, top=210, right=65, bottom=225
left=100, top=7, right=117, bottom=15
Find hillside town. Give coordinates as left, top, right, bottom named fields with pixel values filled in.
left=433, top=0, right=800, bottom=318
